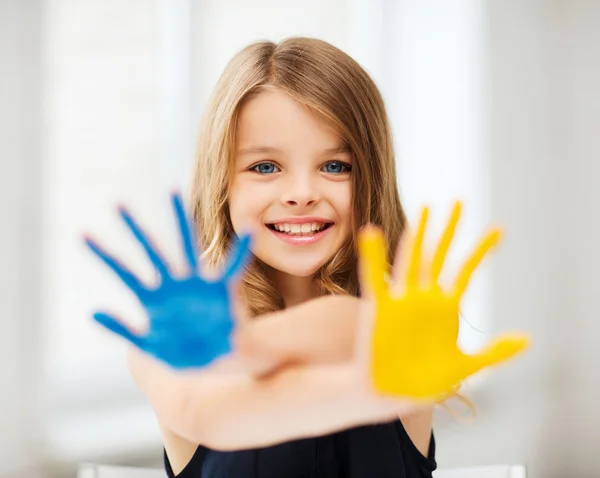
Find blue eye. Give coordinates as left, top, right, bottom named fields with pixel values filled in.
left=252, top=162, right=280, bottom=174
left=322, top=161, right=352, bottom=174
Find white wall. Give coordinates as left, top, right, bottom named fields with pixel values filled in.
left=191, top=0, right=492, bottom=356
left=2, top=1, right=599, bottom=477
left=435, top=2, right=600, bottom=477
left=0, top=1, right=351, bottom=476
left=0, top=1, right=45, bottom=476
left=188, top=0, right=349, bottom=176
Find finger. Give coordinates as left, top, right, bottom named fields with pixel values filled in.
left=407, top=206, right=429, bottom=289
left=171, top=191, right=200, bottom=274
left=357, top=225, right=388, bottom=298
left=118, top=206, right=172, bottom=279
left=452, top=227, right=502, bottom=299
left=389, top=230, right=413, bottom=297
left=431, top=201, right=462, bottom=282
left=465, top=333, right=530, bottom=375
left=84, top=236, right=147, bottom=298
left=93, top=312, right=147, bottom=349
left=221, top=234, right=252, bottom=282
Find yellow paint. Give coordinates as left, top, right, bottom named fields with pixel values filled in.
left=358, top=201, right=529, bottom=400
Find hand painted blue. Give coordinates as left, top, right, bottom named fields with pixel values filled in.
left=84, top=192, right=252, bottom=369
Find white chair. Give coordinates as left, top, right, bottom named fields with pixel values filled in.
left=77, top=464, right=166, bottom=478
left=79, top=463, right=527, bottom=478
left=434, top=464, right=527, bottom=478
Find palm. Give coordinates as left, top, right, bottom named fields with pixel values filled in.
left=359, top=202, right=529, bottom=399
left=84, top=192, right=251, bottom=369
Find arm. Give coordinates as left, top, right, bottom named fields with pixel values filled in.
left=128, top=346, right=425, bottom=451
left=130, top=293, right=432, bottom=452
left=235, top=294, right=436, bottom=455
left=193, top=294, right=360, bottom=376
left=233, top=295, right=360, bottom=368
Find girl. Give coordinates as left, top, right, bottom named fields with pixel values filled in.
left=89, top=37, right=525, bottom=478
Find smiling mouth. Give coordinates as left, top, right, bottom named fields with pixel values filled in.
left=266, top=222, right=334, bottom=237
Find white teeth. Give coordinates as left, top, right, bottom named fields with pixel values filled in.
left=270, top=222, right=329, bottom=236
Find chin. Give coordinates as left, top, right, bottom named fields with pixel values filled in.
left=259, top=255, right=330, bottom=278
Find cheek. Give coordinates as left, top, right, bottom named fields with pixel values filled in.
left=228, top=179, right=272, bottom=232
left=335, top=183, right=353, bottom=223
left=335, top=183, right=353, bottom=240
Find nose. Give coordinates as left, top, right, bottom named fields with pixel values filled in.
left=280, top=175, right=320, bottom=208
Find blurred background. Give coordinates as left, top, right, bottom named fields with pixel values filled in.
left=1, top=0, right=599, bottom=477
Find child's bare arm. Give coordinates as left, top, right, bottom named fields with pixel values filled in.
left=128, top=346, right=425, bottom=451
left=233, top=295, right=360, bottom=369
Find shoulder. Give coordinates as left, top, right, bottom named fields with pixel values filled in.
left=400, top=408, right=435, bottom=459
left=162, top=425, right=205, bottom=477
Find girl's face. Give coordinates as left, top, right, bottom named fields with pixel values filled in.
left=229, top=89, right=353, bottom=278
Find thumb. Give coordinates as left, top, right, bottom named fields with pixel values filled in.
left=466, top=333, right=530, bottom=375
left=93, top=311, right=146, bottom=350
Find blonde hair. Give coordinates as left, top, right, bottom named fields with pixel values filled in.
left=190, top=37, right=406, bottom=316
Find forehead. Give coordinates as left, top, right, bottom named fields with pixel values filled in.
left=236, top=89, right=345, bottom=153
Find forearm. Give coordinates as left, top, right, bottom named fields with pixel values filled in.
left=180, top=363, right=419, bottom=450
left=153, top=294, right=361, bottom=377
left=234, top=295, right=361, bottom=368
left=129, top=347, right=422, bottom=451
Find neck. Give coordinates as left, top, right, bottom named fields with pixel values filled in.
left=269, top=269, right=318, bottom=308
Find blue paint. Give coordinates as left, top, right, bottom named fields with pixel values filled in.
left=85, top=192, right=252, bottom=369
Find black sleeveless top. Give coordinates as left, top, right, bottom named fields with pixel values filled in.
left=164, top=419, right=436, bottom=478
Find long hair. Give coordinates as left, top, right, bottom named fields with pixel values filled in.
left=189, top=37, right=406, bottom=316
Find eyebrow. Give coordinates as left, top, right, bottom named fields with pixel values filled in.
left=237, top=145, right=351, bottom=157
